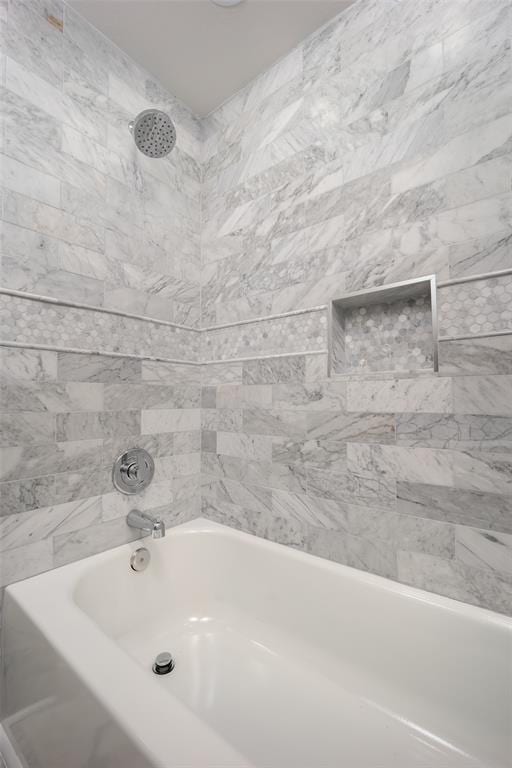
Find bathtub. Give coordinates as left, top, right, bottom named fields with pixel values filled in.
left=1, top=518, right=511, bottom=768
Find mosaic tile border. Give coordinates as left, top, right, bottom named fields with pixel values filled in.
left=0, top=293, right=200, bottom=361
left=0, top=289, right=199, bottom=331
left=439, top=274, right=512, bottom=338
left=202, top=308, right=328, bottom=362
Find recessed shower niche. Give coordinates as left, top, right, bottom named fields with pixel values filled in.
left=329, top=276, right=438, bottom=376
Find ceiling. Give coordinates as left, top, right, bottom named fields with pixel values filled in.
left=68, top=0, right=355, bottom=115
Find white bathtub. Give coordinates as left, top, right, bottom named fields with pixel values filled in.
left=1, top=518, right=511, bottom=768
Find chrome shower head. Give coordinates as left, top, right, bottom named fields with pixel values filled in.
left=129, top=109, right=176, bottom=158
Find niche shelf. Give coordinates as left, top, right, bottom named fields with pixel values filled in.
left=329, top=275, right=438, bottom=376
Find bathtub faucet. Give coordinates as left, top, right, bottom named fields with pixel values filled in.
left=127, top=509, right=166, bottom=539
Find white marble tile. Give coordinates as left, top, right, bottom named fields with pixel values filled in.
left=397, top=481, right=512, bottom=534
left=454, top=375, right=512, bottom=416
left=347, top=443, right=455, bottom=486
left=439, top=336, right=512, bottom=376
left=455, top=526, right=512, bottom=576
left=217, top=431, right=273, bottom=462
left=141, top=408, right=200, bottom=434
left=397, top=549, right=512, bottom=614
left=347, top=377, right=454, bottom=413
left=0, top=496, right=103, bottom=553
left=391, top=113, right=512, bottom=193
left=0, top=539, right=53, bottom=587
left=1, top=154, right=60, bottom=206
left=3, top=189, right=104, bottom=253
left=0, top=347, right=57, bottom=381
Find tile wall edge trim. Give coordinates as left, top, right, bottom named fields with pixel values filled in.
left=0, top=289, right=327, bottom=333
left=0, top=342, right=328, bottom=366
left=438, top=268, right=512, bottom=288
left=0, top=340, right=202, bottom=365
left=0, top=288, right=200, bottom=332
left=438, top=329, right=512, bottom=342
left=202, top=349, right=328, bottom=365
left=203, top=306, right=328, bottom=331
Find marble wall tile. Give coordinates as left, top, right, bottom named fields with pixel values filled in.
left=141, top=408, right=200, bottom=434
left=1, top=412, right=55, bottom=446
left=202, top=408, right=243, bottom=433
left=273, top=438, right=347, bottom=473
left=397, top=550, right=512, bottom=615
left=272, top=380, right=347, bottom=411
left=453, top=374, right=512, bottom=416
left=0, top=476, right=56, bottom=517
left=337, top=294, right=434, bottom=374
left=3, top=0, right=511, bottom=616
left=104, top=382, right=200, bottom=410
left=153, top=453, right=200, bottom=482
left=271, top=489, right=345, bottom=529
left=141, top=360, right=201, bottom=385
left=104, top=432, right=174, bottom=461
left=347, top=376, right=454, bottom=413
left=201, top=430, right=217, bottom=453
left=305, top=527, right=397, bottom=580
left=216, top=432, right=273, bottom=462
left=0, top=438, right=104, bottom=482
left=57, top=352, right=141, bottom=382
left=1, top=154, right=61, bottom=207
left=450, top=450, right=512, bottom=496
left=438, top=335, right=512, bottom=376
left=396, top=412, right=512, bottom=452
left=201, top=362, right=243, bottom=386
left=448, top=230, right=511, bottom=279
left=53, top=517, right=139, bottom=568
left=3, top=189, right=104, bottom=253
left=306, top=466, right=396, bottom=510
left=397, top=481, right=512, bottom=534
left=201, top=387, right=217, bottom=408
left=391, top=113, right=512, bottom=193
left=0, top=539, right=53, bottom=588
left=173, top=430, right=201, bottom=454
left=347, top=443, right=456, bottom=486
left=455, top=526, right=512, bottom=577
left=2, top=0, right=201, bottom=333
left=213, top=478, right=272, bottom=515
left=0, top=496, right=102, bottom=553
left=202, top=310, right=327, bottom=361
left=216, top=384, right=272, bottom=409
left=306, top=412, right=395, bottom=444
left=0, top=381, right=104, bottom=413
left=202, top=453, right=308, bottom=495
left=305, top=353, right=329, bottom=381
left=243, top=407, right=307, bottom=439
left=439, top=275, right=512, bottom=338
left=55, top=410, right=140, bottom=441
left=0, top=347, right=57, bottom=381
left=242, top=355, right=306, bottom=384
left=0, top=293, right=199, bottom=361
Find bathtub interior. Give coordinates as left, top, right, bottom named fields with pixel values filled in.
left=71, top=522, right=511, bottom=768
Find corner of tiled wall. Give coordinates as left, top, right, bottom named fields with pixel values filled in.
left=1, top=0, right=512, bottom=618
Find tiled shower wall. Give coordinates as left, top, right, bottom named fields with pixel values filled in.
left=1, top=0, right=202, bottom=325
left=1, top=0, right=512, bottom=617
left=200, top=0, right=512, bottom=615
left=0, top=0, right=202, bottom=591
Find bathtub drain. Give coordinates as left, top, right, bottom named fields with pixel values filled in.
left=152, top=652, right=175, bottom=675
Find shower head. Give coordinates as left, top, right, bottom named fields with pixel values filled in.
left=129, top=109, right=176, bottom=158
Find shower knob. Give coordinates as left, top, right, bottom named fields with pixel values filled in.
left=112, top=448, right=154, bottom=495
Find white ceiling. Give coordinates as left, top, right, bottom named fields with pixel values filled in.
left=68, top=0, right=355, bottom=116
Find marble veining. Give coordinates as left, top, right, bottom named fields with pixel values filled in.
left=2, top=0, right=512, bottom=616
